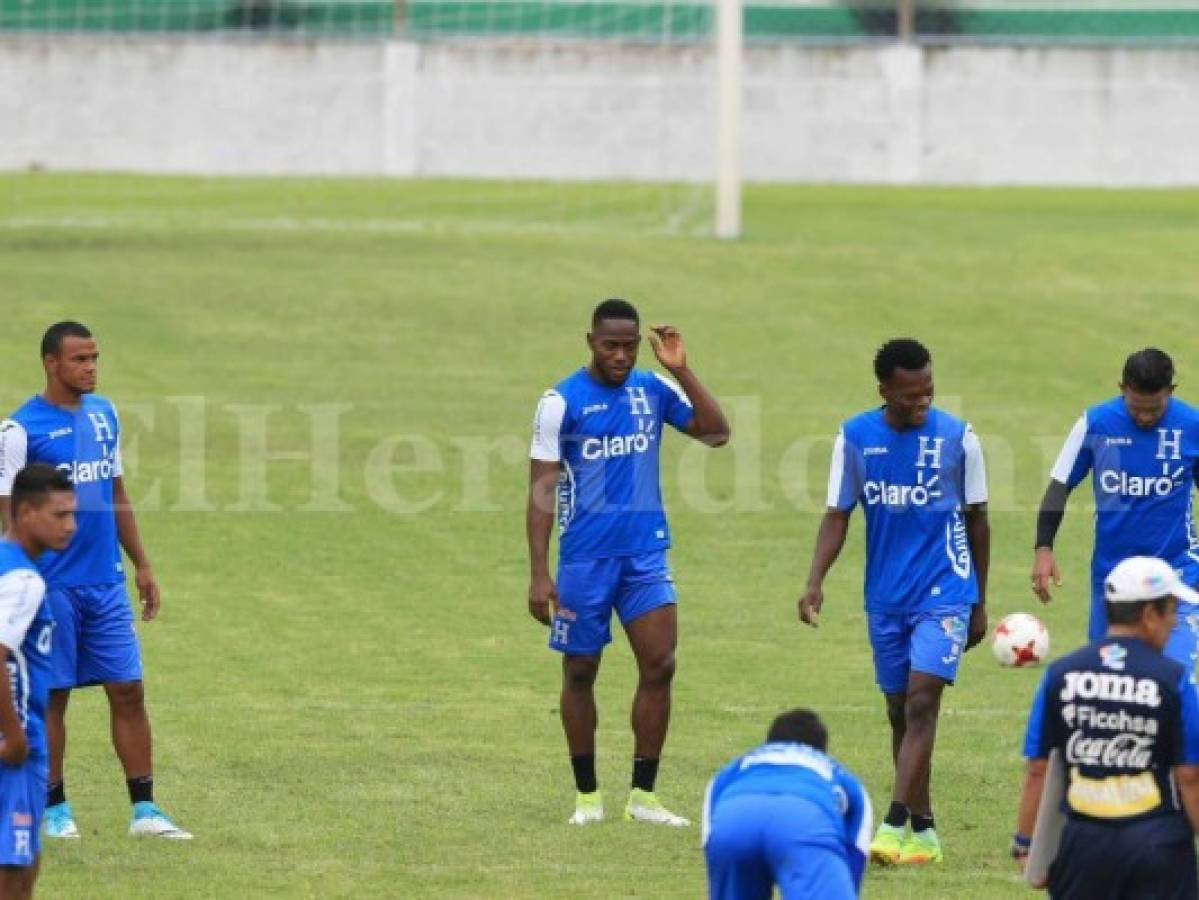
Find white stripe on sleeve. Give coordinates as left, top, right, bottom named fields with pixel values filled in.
left=529, top=391, right=566, bottom=462
left=700, top=775, right=716, bottom=848
left=826, top=430, right=848, bottom=509
left=1049, top=414, right=1088, bottom=484
left=651, top=371, right=691, bottom=406
left=962, top=424, right=988, bottom=505
left=853, top=788, right=874, bottom=858
left=0, top=569, right=45, bottom=653
left=0, top=420, right=29, bottom=497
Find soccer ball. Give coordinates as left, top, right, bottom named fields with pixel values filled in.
left=992, top=613, right=1049, bottom=667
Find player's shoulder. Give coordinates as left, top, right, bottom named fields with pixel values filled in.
left=4, top=395, right=48, bottom=430
left=1165, top=396, right=1199, bottom=427
left=840, top=407, right=884, bottom=441
left=1084, top=396, right=1126, bottom=429
left=0, top=540, right=39, bottom=581
left=81, top=393, right=118, bottom=416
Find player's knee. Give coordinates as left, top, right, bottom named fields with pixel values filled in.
left=885, top=697, right=906, bottom=731
left=639, top=650, right=675, bottom=688
left=563, top=658, right=600, bottom=692
left=105, top=680, right=145, bottom=710
left=904, top=687, right=940, bottom=728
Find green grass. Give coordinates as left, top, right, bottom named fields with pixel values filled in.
left=1, top=174, right=1197, bottom=897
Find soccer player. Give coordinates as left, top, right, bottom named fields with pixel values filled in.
left=0, top=322, right=191, bottom=840
left=1031, top=348, right=1199, bottom=671
left=526, top=298, right=729, bottom=826
left=797, top=338, right=989, bottom=865
left=1, top=464, right=77, bottom=900
left=703, top=709, right=872, bottom=900
left=1015, top=556, right=1199, bottom=899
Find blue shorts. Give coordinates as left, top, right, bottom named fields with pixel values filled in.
left=705, top=794, right=855, bottom=900
left=549, top=551, right=677, bottom=656
left=48, top=583, right=143, bottom=689
left=0, top=756, right=46, bottom=867
left=867, top=604, right=971, bottom=695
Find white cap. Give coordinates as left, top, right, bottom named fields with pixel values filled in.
left=1104, top=556, right=1199, bottom=604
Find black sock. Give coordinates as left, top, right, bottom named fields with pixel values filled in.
left=127, top=775, right=154, bottom=805
left=47, top=781, right=66, bottom=808
left=884, top=801, right=909, bottom=828
left=632, top=757, right=659, bottom=793
left=570, top=755, right=597, bottom=794
left=911, top=812, right=935, bottom=833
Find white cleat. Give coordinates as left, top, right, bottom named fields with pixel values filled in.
left=43, top=802, right=81, bottom=839
left=129, top=803, right=193, bottom=840
left=623, top=789, right=690, bottom=827
left=568, top=791, right=604, bottom=826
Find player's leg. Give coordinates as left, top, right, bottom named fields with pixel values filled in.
left=703, top=795, right=772, bottom=900
left=551, top=557, right=617, bottom=824
left=78, top=584, right=189, bottom=839
left=1125, top=830, right=1198, bottom=900
left=43, top=587, right=80, bottom=840
left=619, top=553, right=686, bottom=826
left=865, top=612, right=909, bottom=864
left=892, top=605, right=970, bottom=864
left=1162, top=599, right=1199, bottom=677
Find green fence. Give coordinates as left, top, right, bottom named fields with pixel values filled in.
left=4, top=0, right=1199, bottom=41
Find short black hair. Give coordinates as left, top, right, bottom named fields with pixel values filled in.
left=1122, top=348, right=1175, bottom=393
left=592, top=298, right=639, bottom=329
left=766, top=708, right=828, bottom=751
left=41, top=321, right=92, bottom=359
left=873, top=338, right=931, bottom=383
left=9, top=463, right=74, bottom=519
left=1105, top=596, right=1174, bottom=626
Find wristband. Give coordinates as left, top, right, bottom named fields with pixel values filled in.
left=1010, top=833, right=1031, bottom=859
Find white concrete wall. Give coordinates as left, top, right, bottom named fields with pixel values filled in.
left=3, top=35, right=1199, bottom=185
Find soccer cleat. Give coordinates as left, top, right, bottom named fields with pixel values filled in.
left=128, top=802, right=193, bottom=840
left=43, top=802, right=80, bottom=839
left=623, top=788, right=690, bottom=827
left=868, top=823, right=905, bottom=865
left=568, top=791, right=604, bottom=826
left=899, top=828, right=944, bottom=865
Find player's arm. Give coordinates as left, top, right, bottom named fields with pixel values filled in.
left=0, top=420, right=29, bottom=531
left=0, top=571, right=44, bottom=767
left=648, top=325, right=729, bottom=447
left=1173, top=672, right=1199, bottom=833
left=799, top=429, right=857, bottom=627
left=1013, top=670, right=1051, bottom=873
left=113, top=475, right=160, bottom=622
left=1032, top=413, right=1090, bottom=603
left=0, top=641, right=27, bottom=766
left=840, top=771, right=873, bottom=894
left=527, top=391, right=565, bottom=626
left=963, top=425, right=990, bottom=650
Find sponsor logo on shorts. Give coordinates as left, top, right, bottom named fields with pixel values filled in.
left=11, top=813, right=32, bottom=828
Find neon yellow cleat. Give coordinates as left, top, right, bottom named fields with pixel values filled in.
left=568, top=791, right=604, bottom=826
left=623, top=788, right=689, bottom=827
left=869, top=823, right=905, bottom=866
left=899, top=828, right=944, bottom=864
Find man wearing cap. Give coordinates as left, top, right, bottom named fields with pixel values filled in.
left=1014, top=556, right=1199, bottom=899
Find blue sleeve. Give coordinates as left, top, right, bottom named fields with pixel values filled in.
left=837, top=769, right=872, bottom=895
left=652, top=373, right=695, bottom=432
left=702, top=760, right=740, bottom=848
left=1023, top=671, right=1052, bottom=759
left=1177, top=672, right=1199, bottom=765
left=826, top=429, right=862, bottom=512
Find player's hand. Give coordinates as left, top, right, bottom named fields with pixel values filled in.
left=136, top=564, right=161, bottom=621
left=1031, top=548, right=1061, bottom=604
left=528, top=573, right=557, bottom=626
left=798, top=585, right=823, bottom=628
left=0, top=733, right=28, bottom=766
left=648, top=325, right=687, bottom=372
left=966, top=603, right=988, bottom=652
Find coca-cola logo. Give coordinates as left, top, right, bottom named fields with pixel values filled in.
left=1066, top=731, right=1155, bottom=769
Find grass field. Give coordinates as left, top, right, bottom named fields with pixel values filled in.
left=1, top=174, right=1198, bottom=898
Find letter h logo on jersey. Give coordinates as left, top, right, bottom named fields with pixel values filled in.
left=88, top=412, right=114, bottom=444
left=626, top=387, right=651, bottom=417
left=1157, top=428, right=1183, bottom=461
left=915, top=436, right=944, bottom=498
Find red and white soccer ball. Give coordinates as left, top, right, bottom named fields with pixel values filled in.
left=992, top=613, right=1049, bottom=667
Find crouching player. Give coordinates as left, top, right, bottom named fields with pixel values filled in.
left=703, top=709, right=872, bottom=900
left=0, top=465, right=76, bottom=899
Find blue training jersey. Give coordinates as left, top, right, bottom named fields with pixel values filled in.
left=0, top=395, right=125, bottom=587
left=1023, top=635, right=1199, bottom=840
left=702, top=741, right=872, bottom=893
left=826, top=407, right=988, bottom=613
left=1050, top=397, right=1199, bottom=600
left=0, top=540, right=53, bottom=761
left=529, top=368, right=694, bottom=562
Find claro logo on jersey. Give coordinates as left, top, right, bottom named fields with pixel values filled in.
left=1099, top=428, right=1186, bottom=497
left=863, top=436, right=944, bottom=507
left=581, top=432, right=654, bottom=460
left=57, top=458, right=117, bottom=484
